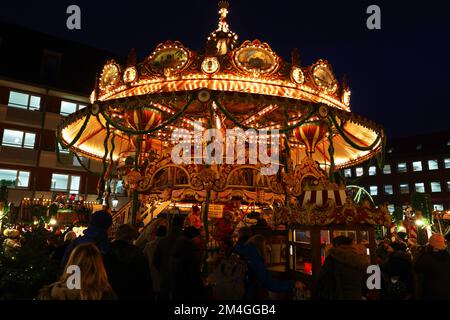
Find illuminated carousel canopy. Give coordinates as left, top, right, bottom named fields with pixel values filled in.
left=57, top=1, right=385, bottom=200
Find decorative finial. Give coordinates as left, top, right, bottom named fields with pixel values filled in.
left=206, top=0, right=238, bottom=56
left=291, top=48, right=301, bottom=67
left=219, top=0, right=229, bottom=10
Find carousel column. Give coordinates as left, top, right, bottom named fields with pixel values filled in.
left=131, top=133, right=142, bottom=226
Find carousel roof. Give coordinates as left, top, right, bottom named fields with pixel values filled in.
left=58, top=0, right=384, bottom=170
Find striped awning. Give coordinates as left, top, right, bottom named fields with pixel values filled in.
left=298, top=189, right=347, bottom=207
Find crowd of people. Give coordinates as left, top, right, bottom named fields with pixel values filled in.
left=3, top=205, right=449, bottom=301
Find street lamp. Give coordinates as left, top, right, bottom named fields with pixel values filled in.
left=112, top=195, right=119, bottom=212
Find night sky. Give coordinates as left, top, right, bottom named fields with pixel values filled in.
left=1, top=0, right=449, bottom=139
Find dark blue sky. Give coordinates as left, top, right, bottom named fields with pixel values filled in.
left=1, top=0, right=449, bottom=139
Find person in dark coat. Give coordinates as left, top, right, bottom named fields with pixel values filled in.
left=52, top=231, right=77, bottom=265
left=414, top=234, right=450, bottom=300
left=381, top=249, right=415, bottom=300
left=316, top=236, right=370, bottom=300
left=61, top=209, right=112, bottom=269
left=168, top=229, right=206, bottom=300
left=104, top=224, right=153, bottom=300
left=153, top=215, right=185, bottom=300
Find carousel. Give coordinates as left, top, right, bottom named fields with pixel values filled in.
left=57, top=1, right=390, bottom=289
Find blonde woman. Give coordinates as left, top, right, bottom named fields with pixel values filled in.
left=38, top=243, right=117, bottom=300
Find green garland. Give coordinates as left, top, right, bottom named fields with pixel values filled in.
left=99, top=95, right=196, bottom=135
left=328, top=112, right=382, bottom=151
left=212, top=97, right=318, bottom=133
left=97, top=119, right=111, bottom=201
left=57, top=112, right=92, bottom=149
left=327, top=123, right=336, bottom=182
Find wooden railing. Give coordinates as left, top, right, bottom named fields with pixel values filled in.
left=110, top=200, right=132, bottom=237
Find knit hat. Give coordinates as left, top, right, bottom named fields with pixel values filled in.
left=89, top=210, right=113, bottom=230
left=428, top=234, right=446, bottom=251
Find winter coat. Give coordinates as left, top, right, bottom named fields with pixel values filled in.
left=168, top=235, right=206, bottom=300
left=235, top=242, right=294, bottom=300
left=104, top=240, right=153, bottom=300
left=143, top=237, right=162, bottom=293
left=317, top=245, right=369, bottom=300
left=381, top=251, right=415, bottom=300
left=153, top=229, right=183, bottom=299
left=414, top=249, right=450, bottom=300
left=37, top=281, right=117, bottom=300
left=61, top=226, right=110, bottom=268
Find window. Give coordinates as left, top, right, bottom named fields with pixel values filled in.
left=51, top=174, right=81, bottom=194
left=60, top=100, right=87, bottom=116
left=355, top=167, right=364, bottom=177
left=8, top=91, right=41, bottom=110
left=428, top=160, right=439, bottom=170
left=416, top=144, right=422, bottom=150
left=431, top=182, right=442, bottom=193
left=383, top=164, right=391, bottom=174
left=2, top=129, right=35, bottom=148
left=433, top=204, right=444, bottom=211
left=400, top=184, right=409, bottom=194
left=384, top=185, right=394, bottom=195
left=387, top=204, right=395, bottom=213
left=369, top=186, right=378, bottom=196
left=444, top=158, right=450, bottom=169
left=397, top=163, right=407, bottom=173
left=412, top=161, right=422, bottom=172
left=0, top=169, right=30, bottom=187
left=344, top=169, right=352, bottom=178
left=415, top=182, right=425, bottom=193
left=368, top=166, right=377, bottom=176
left=447, top=181, right=450, bottom=192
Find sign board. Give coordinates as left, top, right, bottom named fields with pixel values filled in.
left=208, top=204, right=224, bottom=219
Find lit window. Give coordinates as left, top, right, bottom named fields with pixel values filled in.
left=60, top=100, right=87, bottom=116
left=384, top=185, right=394, bottom=195
left=387, top=204, right=395, bottom=213
left=0, top=169, right=30, bottom=187
left=431, top=182, right=441, bottom=193
left=368, top=166, right=377, bottom=176
left=444, top=158, right=450, bottom=169
left=369, top=186, right=378, bottom=196
left=412, top=161, right=422, bottom=172
left=51, top=174, right=80, bottom=194
left=2, top=129, right=35, bottom=148
left=433, top=204, right=444, bottom=211
left=415, top=182, right=425, bottom=193
left=400, top=184, right=409, bottom=194
left=344, top=169, right=352, bottom=178
left=447, top=181, right=450, bottom=192
left=428, top=160, right=439, bottom=170
left=8, top=91, right=40, bottom=110
left=397, top=163, right=407, bottom=173
left=383, top=164, right=391, bottom=174
left=355, top=167, right=364, bottom=177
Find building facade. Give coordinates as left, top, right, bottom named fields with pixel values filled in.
left=342, top=131, right=450, bottom=212
left=0, top=22, right=124, bottom=206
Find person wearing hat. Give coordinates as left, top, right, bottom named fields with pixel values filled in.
left=61, top=209, right=112, bottom=269
left=104, top=224, right=153, bottom=300
left=414, top=234, right=450, bottom=299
